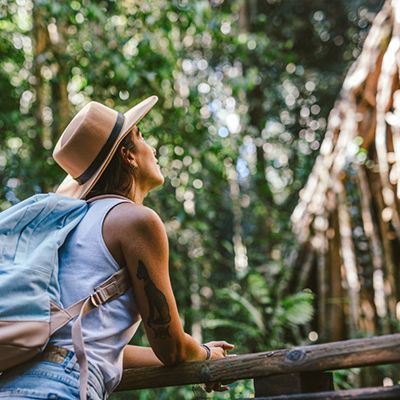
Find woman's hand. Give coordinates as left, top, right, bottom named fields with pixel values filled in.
left=203, top=341, right=235, bottom=392
left=205, top=340, right=235, bottom=360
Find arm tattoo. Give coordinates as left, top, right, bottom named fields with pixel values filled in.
left=137, top=260, right=172, bottom=339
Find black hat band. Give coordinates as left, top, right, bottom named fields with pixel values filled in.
left=75, top=112, right=125, bottom=185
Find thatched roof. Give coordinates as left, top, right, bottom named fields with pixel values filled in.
left=292, top=0, right=396, bottom=244
left=291, top=0, right=400, bottom=341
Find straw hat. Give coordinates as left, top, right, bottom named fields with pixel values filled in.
left=53, top=95, right=158, bottom=199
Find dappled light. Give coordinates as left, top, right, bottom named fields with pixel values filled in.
left=0, top=0, right=392, bottom=397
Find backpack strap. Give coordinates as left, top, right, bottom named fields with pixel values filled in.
left=50, top=267, right=130, bottom=334
left=71, top=267, right=131, bottom=400
left=50, top=268, right=131, bottom=400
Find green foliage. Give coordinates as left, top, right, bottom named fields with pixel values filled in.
left=0, top=0, right=383, bottom=397
left=333, top=368, right=361, bottom=390
left=279, top=291, right=314, bottom=327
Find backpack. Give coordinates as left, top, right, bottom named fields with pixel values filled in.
left=0, top=192, right=131, bottom=399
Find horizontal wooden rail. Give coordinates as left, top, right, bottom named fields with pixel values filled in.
left=116, top=333, right=400, bottom=391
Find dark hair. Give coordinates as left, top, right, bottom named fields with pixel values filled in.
left=84, top=132, right=136, bottom=200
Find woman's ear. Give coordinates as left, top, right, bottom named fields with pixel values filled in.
left=121, top=146, right=138, bottom=169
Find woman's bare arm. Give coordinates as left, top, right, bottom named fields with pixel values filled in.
left=109, top=203, right=234, bottom=367
left=123, top=345, right=163, bottom=367
left=118, top=205, right=209, bottom=366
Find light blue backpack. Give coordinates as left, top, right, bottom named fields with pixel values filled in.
left=0, top=192, right=130, bottom=399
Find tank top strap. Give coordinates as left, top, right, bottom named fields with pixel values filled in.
left=86, top=196, right=133, bottom=271
left=86, top=194, right=135, bottom=204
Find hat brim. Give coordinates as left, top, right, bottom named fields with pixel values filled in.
left=54, top=95, right=158, bottom=199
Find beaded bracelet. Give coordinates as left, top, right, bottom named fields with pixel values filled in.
left=201, top=344, right=212, bottom=360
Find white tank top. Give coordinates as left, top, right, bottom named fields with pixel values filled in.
left=50, top=197, right=141, bottom=394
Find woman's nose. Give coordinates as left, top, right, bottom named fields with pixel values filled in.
left=152, top=147, right=157, bottom=156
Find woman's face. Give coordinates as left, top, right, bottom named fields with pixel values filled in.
left=129, top=125, right=164, bottom=191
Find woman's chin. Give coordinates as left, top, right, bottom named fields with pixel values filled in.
left=151, top=173, right=165, bottom=189
left=157, top=175, right=165, bottom=186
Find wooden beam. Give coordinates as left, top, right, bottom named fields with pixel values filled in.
left=117, top=333, right=400, bottom=391
left=254, top=371, right=333, bottom=396
left=249, top=384, right=400, bottom=399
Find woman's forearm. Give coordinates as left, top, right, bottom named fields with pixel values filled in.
left=123, top=345, right=164, bottom=368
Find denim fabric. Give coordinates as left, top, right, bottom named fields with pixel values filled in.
left=0, top=349, right=106, bottom=400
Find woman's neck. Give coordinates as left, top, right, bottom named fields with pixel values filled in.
left=129, top=181, right=148, bottom=205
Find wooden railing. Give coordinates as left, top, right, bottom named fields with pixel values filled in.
left=116, top=334, right=400, bottom=399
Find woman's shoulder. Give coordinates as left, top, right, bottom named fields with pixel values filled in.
left=102, top=202, right=167, bottom=265
left=106, top=202, right=165, bottom=236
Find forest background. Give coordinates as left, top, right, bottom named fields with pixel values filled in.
left=0, top=0, right=385, bottom=399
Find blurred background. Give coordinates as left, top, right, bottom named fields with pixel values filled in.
left=0, top=0, right=392, bottom=398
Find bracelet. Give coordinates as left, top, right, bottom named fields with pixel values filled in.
left=201, top=344, right=212, bottom=360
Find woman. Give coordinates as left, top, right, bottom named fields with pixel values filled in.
left=0, top=96, right=234, bottom=399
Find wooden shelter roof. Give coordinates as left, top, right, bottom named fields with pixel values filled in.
left=292, top=0, right=399, bottom=247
